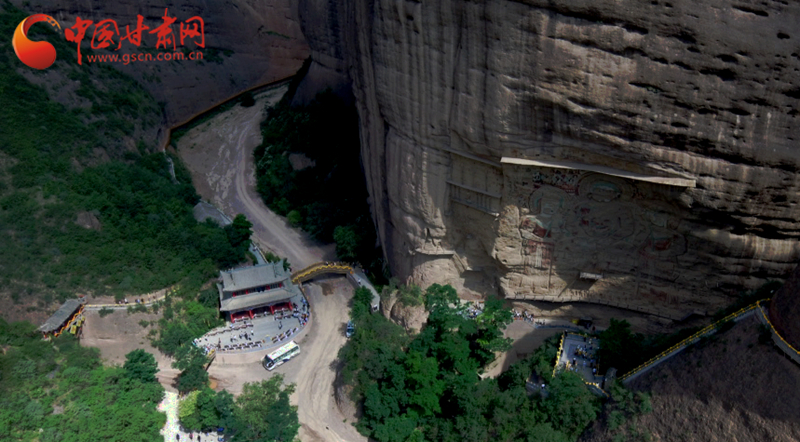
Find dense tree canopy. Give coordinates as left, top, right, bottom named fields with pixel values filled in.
left=0, top=3, right=251, bottom=303
left=333, top=225, right=361, bottom=262
left=123, top=349, right=159, bottom=384
left=0, top=320, right=165, bottom=442
left=232, top=375, right=300, bottom=442
left=253, top=90, right=386, bottom=280
left=225, top=214, right=254, bottom=257
left=339, top=283, right=601, bottom=442
left=173, top=345, right=210, bottom=394
left=179, top=388, right=237, bottom=433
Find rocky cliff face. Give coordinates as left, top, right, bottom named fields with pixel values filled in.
left=14, top=0, right=308, bottom=130
left=770, top=265, right=800, bottom=349
left=299, top=0, right=800, bottom=321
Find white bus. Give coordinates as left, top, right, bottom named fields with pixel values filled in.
left=262, top=341, right=300, bottom=371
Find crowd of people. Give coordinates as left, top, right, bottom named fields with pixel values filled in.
left=274, top=301, right=309, bottom=328
left=466, top=302, right=484, bottom=319
left=116, top=297, right=147, bottom=305
left=188, top=299, right=311, bottom=355
left=175, top=431, right=221, bottom=442
left=512, top=309, right=536, bottom=322
left=564, top=337, right=600, bottom=377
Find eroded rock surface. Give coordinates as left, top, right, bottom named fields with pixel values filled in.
left=300, top=0, right=800, bottom=320
left=379, top=289, right=429, bottom=333
left=770, top=265, right=800, bottom=349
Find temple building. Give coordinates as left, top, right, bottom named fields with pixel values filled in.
left=217, top=262, right=301, bottom=321
left=38, top=299, right=85, bottom=339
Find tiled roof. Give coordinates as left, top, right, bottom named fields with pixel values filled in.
left=218, top=287, right=299, bottom=312
left=220, top=263, right=289, bottom=292
left=38, top=299, right=82, bottom=333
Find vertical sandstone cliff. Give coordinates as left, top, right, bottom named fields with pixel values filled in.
left=770, top=266, right=800, bottom=350
left=298, top=0, right=800, bottom=320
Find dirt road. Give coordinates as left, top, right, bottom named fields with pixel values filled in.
left=175, top=87, right=363, bottom=442
left=176, top=85, right=334, bottom=269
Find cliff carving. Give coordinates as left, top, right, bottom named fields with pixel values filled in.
left=298, top=0, right=800, bottom=320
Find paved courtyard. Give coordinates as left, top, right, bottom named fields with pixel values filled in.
left=555, top=333, right=603, bottom=384
left=195, top=292, right=309, bottom=355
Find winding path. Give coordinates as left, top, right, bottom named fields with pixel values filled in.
left=174, top=87, right=365, bottom=442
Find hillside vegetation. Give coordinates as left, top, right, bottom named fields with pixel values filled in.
left=0, top=319, right=166, bottom=441
left=0, top=3, right=242, bottom=308
left=253, top=90, right=386, bottom=280
left=340, top=284, right=610, bottom=442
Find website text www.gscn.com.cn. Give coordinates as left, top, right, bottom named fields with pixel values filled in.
left=85, top=50, right=203, bottom=65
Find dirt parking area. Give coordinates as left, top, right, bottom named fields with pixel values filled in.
left=81, top=308, right=183, bottom=390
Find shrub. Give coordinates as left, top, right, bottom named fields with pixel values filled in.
left=286, top=210, right=302, bottom=227
left=127, top=303, right=148, bottom=314
left=98, top=307, right=114, bottom=317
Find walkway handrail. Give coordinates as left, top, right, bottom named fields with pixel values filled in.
left=619, top=301, right=761, bottom=382
left=552, top=332, right=567, bottom=379
left=84, top=286, right=180, bottom=309
left=290, top=262, right=354, bottom=284
left=551, top=331, right=608, bottom=396
left=755, top=300, right=800, bottom=364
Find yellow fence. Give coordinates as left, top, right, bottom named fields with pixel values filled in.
left=50, top=305, right=86, bottom=338
left=552, top=332, right=567, bottom=379
left=290, top=262, right=353, bottom=284
left=619, top=302, right=761, bottom=382
left=551, top=331, right=609, bottom=396
left=755, top=300, right=800, bottom=364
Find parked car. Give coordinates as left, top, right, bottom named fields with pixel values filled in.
left=346, top=321, right=355, bottom=338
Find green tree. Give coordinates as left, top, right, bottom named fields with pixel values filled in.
left=225, top=214, right=253, bottom=253
left=528, top=334, right=561, bottom=381
left=123, top=349, right=158, bottom=384
left=334, top=225, right=361, bottom=261
left=233, top=375, right=299, bottom=442
left=598, top=319, right=641, bottom=373
left=471, top=296, right=513, bottom=364
left=286, top=210, right=302, bottom=227
left=542, top=371, right=600, bottom=439
left=173, top=345, right=209, bottom=394
left=179, top=390, right=201, bottom=429
left=352, top=286, right=375, bottom=319
left=180, top=388, right=224, bottom=432
left=215, top=390, right=237, bottom=431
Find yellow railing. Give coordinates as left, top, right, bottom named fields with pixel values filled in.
left=51, top=304, right=85, bottom=338
left=551, top=331, right=608, bottom=396
left=552, top=332, right=567, bottom=379
left=584, top=381, right=609, bottom=397
left=619, top=301, right=761, bottom=382
left=290, top=262, right=353, bottom=284
left=755, top=300, right=800, bottom=361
